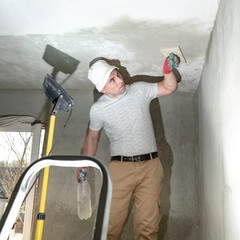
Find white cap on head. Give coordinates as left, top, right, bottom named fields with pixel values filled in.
left=88, top=60, right=119, bottom=92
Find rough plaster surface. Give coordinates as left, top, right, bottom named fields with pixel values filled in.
left=198, top=0, right=240, bottom=239
left=0, top=88, right=199, bottom=239
left=0, top=2, right=220, bottom=239
left=0, top=0, right=219, bottom=35
left=0, top=25, right=210, bottom=92
left=0, top=1, right=219, bottom=92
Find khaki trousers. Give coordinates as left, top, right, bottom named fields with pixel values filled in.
left=107, top=157, right=164, bottom=240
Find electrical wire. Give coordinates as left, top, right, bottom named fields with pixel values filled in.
left=21, top=108, right=73, bottom=205
left=48, top=108, right=72, bottom=156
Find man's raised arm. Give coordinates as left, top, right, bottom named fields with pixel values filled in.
left=157, top=54, right=180, bottom=98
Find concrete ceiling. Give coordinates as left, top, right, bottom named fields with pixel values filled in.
left=0, top=0, right=219, bottom=92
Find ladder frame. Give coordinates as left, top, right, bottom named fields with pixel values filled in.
left=0, top=155, right=112, bottom=240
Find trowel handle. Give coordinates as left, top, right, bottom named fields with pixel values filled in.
left=169, top=52, right=175, bottom=68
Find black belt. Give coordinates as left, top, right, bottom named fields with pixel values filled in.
left=111, top=152, right=158, bottom=162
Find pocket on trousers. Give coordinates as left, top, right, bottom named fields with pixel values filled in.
left=158, top=199, right=163, bottom=221
left=158, top=158, right=165, bottom=180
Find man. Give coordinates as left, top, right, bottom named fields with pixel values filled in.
left=80, top=55, right=180, bottom=240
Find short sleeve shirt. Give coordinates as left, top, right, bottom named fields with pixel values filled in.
left=89, top=82, right=158, bottom=156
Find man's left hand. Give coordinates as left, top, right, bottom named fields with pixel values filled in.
left=163, top=54, right=180, bottom=74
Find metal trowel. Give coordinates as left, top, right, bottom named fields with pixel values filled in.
left=160, top=46, right=187, bottom=63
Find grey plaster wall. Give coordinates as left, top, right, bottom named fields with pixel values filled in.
left=0, top=87, right=199, bottom=240
left=198, top=0, right=240, bottom=239
left=120, top=91, right=199, bottom=240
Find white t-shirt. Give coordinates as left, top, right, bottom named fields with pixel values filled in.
left=89, top=82, right=158, bottom=156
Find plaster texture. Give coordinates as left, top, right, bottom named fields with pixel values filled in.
left=0, top=0, right=218, bottom=35
left=0, top=1, right=240, bottom=239
left=198, top=0, right=240, bottom=239
left=4, top=1, right=240, bottom=239
left=0, top=87, right=199, bottom=239
left=0, top=0, right=219, bottom=93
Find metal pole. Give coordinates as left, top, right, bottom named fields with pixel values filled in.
left=35, top=114, right=55, bottom=240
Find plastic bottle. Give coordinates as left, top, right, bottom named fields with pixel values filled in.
left=77, top=179, right=92, bottom=220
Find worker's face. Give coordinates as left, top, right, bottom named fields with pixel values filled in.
left=101, top=69, right=126, bottom=98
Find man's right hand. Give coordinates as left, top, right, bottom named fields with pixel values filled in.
left=76, top=167, right=91, bottom=182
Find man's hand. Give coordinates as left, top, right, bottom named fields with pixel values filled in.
left=163, top=54, right=180, bottom=74
left=76, top=167, right=91, bottom=182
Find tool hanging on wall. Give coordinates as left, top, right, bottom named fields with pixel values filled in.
left=35, top=74, right=74, bottom=240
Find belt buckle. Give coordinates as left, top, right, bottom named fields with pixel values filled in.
left=132, top=155, right=141, bottom=162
